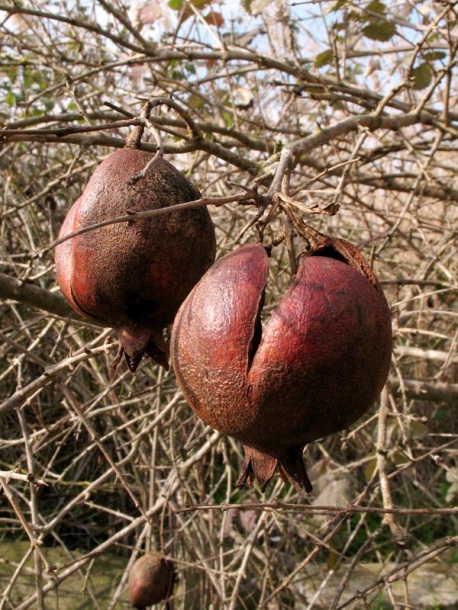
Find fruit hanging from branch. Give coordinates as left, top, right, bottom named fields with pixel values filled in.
left=55, top=127, right=216, bottom=372
left=128, top=552, right=175, bottom=609
left=171, top=236, right=392, bottom=493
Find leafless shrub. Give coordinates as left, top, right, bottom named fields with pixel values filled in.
left=0, top=1, right=457, bottom=608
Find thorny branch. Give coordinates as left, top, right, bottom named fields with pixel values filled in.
left=1, top=1, right=457, bottom=608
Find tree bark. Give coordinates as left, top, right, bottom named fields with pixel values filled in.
left=0, top=273, right=75, bottom=319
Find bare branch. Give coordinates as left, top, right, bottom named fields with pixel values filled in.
left=0, top=273, right=75, bottom=318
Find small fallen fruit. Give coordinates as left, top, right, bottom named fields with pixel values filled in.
left=171, top=239, right=392, bottom=492
left=55, top=134, right=216, bottom=371
left=128, top=552, right=175, bottom=609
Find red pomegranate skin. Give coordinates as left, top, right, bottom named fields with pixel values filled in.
left=171, top=242, right=392, bottom=492
left=55, top=198, right=84, bottom=318
left=55, top=150, right=216, bottom=371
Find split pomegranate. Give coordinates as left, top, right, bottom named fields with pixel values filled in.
left=171, top=240, right=392, bottom=492
left=55, top=146, right=216, bottom=371
left=128, top=552, right=175, bottom=609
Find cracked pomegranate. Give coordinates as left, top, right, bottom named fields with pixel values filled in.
left=55, top=149, right=216, bottom=371
left=171, top=240, right=392, bottom=492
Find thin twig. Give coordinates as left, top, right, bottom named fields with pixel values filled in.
left=37, top=191, right=261, bottom=258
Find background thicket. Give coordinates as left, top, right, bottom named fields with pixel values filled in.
left=0, top=1, right=457, bottom=608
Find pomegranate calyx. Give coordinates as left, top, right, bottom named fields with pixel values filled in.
left=237, top=445, right=313, bottom=493
left=115, top=327, right=169, bottom=372
left=277, top=449, right=313, bottom=493
left=236, top=446, right=278, bottom=491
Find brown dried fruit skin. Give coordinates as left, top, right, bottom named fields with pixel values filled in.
left=128, top=552, right=174, bottom=608
left=171, top=242, right=392, bottom=492
left=55, top=150, right=216, bottom=371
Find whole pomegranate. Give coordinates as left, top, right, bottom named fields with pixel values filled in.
left=128, top=552, right=175, bottom=609
left=171, top=239, right=392, bottom=492
left=55, top=143, right=216, bottom=371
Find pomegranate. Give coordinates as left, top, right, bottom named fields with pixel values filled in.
left=171, top=240, right=392, bottom=492
left=55, top=145, right=216, bottom=371
left=128, top=552, right=175, bottom=609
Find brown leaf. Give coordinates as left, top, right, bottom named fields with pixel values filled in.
left=239, top=509, right=257, bottom=533
left=204, top=10, right=224, bottom=28
left=139, top=1, right=162, bottom=25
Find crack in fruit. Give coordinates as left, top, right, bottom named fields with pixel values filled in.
left=171, top=240, right=392, bottom=493
left=246, top=288, right=265, bottom=373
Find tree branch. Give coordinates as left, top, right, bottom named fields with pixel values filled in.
left=0, top=273, right=75, bottom=318
left=389, top=377, right=458, bottom=402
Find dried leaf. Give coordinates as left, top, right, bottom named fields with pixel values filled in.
left=239, top=509, right=257, bottom=533
left=8, top=13, right=30, bottom=32
left=204, top=10, right=224, bottom=28
left=139, top=1, right=162, bottom=25
left=222, top=508, right=236, bottom=538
